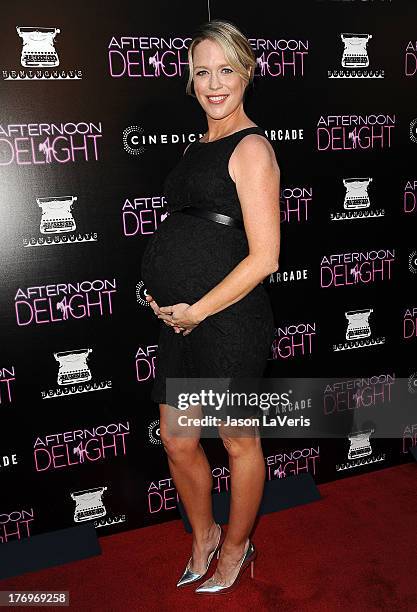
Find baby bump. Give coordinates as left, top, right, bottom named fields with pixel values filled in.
left=141, top=212, right=245, bottom=305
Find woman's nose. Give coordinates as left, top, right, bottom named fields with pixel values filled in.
left=209, top=74, right=222, bottom=88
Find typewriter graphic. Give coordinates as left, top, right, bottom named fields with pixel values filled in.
left=36, top=196, right=77, bottom=234
left=347, top=429, right=374, bottom=460
left=341, top=34, right=372, bottom=68
left=16, top=27, right=60, bottom=68
left=71, top=487, right=108, bottom=522
left=54, top=349, right=92, bottom=386
left=345, top=309, right=373, bottom=341
left=343, top=178, right=372, bottom=210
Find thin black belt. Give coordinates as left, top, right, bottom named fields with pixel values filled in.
left=176, top=206, right=244, bottom=230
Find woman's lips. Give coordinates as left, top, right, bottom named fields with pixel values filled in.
left=206, top=94, right=229, bottom=104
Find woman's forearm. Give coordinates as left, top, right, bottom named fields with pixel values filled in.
left=189, top=255, right=278, bottom=322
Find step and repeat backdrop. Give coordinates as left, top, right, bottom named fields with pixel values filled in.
left=1, top=0, right=417, bottom=547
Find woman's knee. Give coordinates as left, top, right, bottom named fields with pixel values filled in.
left=159, top=427, right=200, bottom=458
left=159, top=403, right=201, bottom=456
left=220, top=430, right=262, bottom=457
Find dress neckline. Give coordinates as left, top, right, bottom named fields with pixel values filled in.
left=197, top=125, right=261, bottom=144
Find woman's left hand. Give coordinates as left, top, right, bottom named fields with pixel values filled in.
left=158, top=303, right=203, bottom=335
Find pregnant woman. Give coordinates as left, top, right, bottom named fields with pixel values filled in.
left=141, top=19, right=280, bottom=594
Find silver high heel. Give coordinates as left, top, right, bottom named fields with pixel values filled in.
left=176, top=523, right=223, bottom=588
left=195, top=538, right=256, bottom=594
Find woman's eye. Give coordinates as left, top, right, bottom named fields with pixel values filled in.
left=195, top=68, right=233, bottom=76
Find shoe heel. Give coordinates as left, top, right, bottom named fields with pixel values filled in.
left=195, top=540, right=257, bottom=594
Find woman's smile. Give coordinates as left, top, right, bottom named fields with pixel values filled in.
left=206, top=94, right=229, bottom=104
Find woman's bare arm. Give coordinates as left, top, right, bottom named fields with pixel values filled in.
left=187, top=134, right=280, bottom=322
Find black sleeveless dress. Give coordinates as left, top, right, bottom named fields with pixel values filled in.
left=141, top=126, right=275, bottom=413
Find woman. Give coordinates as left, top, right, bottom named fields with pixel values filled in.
left=141, top=19, right=280, bottom=594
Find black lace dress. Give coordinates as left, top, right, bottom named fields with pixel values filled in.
left=141, top=126, right=275, bottom=414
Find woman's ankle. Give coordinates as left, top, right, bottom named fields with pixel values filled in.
left=219, top=537, right=249, bottom=556
left=193, top=521, right=218, bottom=546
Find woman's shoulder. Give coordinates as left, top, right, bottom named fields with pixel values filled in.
left=232, top=130, right=277, bottom=162
left=229, top=131, right=279, bottom=183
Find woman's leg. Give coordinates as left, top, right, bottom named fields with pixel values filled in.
left=159, top=402, right=220, bottom=573
left=213, top=423, right=265, bottom=583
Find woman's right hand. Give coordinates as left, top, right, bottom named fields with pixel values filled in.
left=145, top=293, right=185, bottom=334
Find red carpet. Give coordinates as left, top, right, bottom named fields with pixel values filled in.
left=1, top=463, right=417, bottom=611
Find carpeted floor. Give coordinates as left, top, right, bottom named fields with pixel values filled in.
left=1, top=463, right=417, bottom=611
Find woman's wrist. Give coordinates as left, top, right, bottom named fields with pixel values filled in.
left=188, top=302, right=209, bottom=324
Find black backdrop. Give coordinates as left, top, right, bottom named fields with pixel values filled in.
left=1, top=0, right=417, bottom=545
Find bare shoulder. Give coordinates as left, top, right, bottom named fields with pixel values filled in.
left=229, top=133, right=279, bottom=182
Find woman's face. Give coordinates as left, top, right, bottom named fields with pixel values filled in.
left=192, top=38, right=248, bottom=119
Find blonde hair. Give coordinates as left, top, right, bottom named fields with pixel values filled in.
left=186, top=19, right=256, bottom=98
